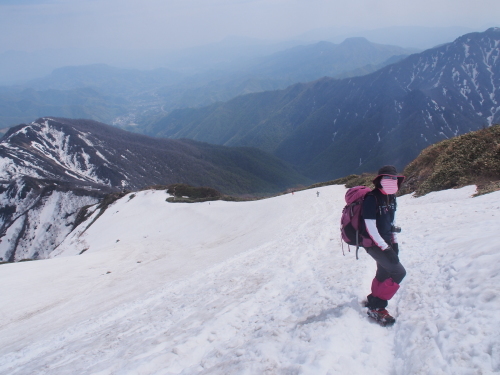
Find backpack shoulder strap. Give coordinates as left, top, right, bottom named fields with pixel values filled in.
left=363, top=189, right=378, bottom=207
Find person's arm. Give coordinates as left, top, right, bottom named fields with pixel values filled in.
left=364, top=219, right=389, bottom=250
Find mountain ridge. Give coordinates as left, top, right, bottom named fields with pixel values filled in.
left=147, top=28, right=500, bottom=180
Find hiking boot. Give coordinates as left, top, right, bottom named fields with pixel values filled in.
left=365, top=294, right=388, bottom=310
left=367, top=308, right=396, bottom=326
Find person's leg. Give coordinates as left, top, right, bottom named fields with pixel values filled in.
left=365, top=247, right=406, bottom=308
left=366, top=246, right=406, bottom=284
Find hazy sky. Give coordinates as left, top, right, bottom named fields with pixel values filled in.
left=0, top=0, right=498, bottom=52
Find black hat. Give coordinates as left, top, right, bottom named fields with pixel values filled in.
left=373, top=165, right=405, bottom=188
left=377, top=165, right=398, bottom=176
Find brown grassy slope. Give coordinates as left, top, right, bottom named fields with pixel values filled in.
left=400, top=124, right=500, bottom=196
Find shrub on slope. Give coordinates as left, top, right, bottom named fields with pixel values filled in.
left=401, top=125, right=500, bottom=196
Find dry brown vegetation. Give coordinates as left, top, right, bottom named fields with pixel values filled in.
left=400, top=124, right=500, bottom=196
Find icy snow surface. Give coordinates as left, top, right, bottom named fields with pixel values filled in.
left=0, top=185, right=499, bottom=374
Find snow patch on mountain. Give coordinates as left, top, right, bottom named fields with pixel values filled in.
left=0, top=185, right=99, bottom=261
left=0, top=119, right=113, bottom=186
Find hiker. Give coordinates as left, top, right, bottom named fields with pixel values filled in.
left=363, top=165, right=406, bottom=325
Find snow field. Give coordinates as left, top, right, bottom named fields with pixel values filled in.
left=0, top=185, right=499, bottom=374
left=393, top=186, right=500, bottom=374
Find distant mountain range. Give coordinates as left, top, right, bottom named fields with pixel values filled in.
left=299, top=26, right=476, bottom=50
left=152, top=38, right=414, bottom=112
left=244, top=37, right=417, bottom=83
left=0, top=117, right=309, bottom=261
left=0, top=26, right=476, bottom=85
left=0, top=86, right=128, bottom=130
left=147, top=28, right=500, bottom=181
left=28, top=64, right=183, bottom=97
left=0, top=38, right=416, bottom=131
left=0, top=64, right=186, bottom=130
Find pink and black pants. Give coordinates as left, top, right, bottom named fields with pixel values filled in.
left=365, top=246, right=406, bottom=309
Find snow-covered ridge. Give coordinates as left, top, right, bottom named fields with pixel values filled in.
left=1, top=118, right=114, bottom=186
left=0, top=118, right=127, bottom=261
left=0, top=185, right=499, bottom=374
left=0, top=117, right=312, bottom=262
left=392, top=31, right=500, bottom=126
left=312, top=28, right=500, bottom=171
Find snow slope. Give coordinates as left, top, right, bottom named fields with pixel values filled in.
left=0, top=185, right=499, bottom=374
left=0, top=188, right=99, bottom=261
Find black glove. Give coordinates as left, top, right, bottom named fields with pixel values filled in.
left=392, top=243, right=399, bottom=255
left=384, top=245, right=399, bottom=264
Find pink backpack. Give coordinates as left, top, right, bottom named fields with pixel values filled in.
left=340, top=186, right=376, bottom=259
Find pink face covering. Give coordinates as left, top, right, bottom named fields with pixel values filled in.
left=380, top=177, right=399, bottom=194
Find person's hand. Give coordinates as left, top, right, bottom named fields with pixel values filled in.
left=392, top=243, right=399, bottom=255
left=384, top=245, right=399, bottom=264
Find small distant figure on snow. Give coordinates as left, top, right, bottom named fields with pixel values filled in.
left=316, top=191, right=320, bottom=197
